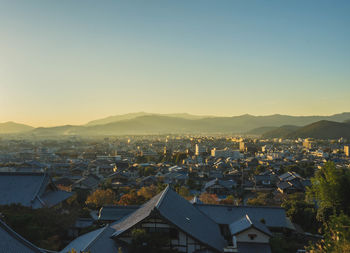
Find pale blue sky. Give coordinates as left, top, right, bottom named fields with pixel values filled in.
left=0, top=0, right=349, bottom=126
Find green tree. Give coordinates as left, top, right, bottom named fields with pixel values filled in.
left=308, top=213, right=350, bottom=253
left=247, top=192, right=278, bottom=206
left=281, top=193, right=319, bottom=233
left=0, top=204, right=78, bottom=250
left=307, top=162, right=350, bottom=222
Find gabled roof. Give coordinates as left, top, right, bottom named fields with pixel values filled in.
left=60, top=225, right=125, bottom=253
left=203, top=178, right=236, bottom=190
left=98, top=205, right=140, bottom=221
left=0, top=172, right=72, bottom=208
left=111, top=186, right=227, bottom=252
left=229, top=214, right=271, bottom=236
left=194, top=204, right=295, bottom=230
left=73, top=174, right=100, bottom=188
left=0, top=219, right=45, bottom=253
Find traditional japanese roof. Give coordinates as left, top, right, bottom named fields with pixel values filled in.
left=194, top=204, right=295, bottom=230
left=203, top=178, right=236, bottom=190
left=0, top=219, right=45, bottom=253
left=98, top=205, right=140, bottom=221
left=73, top=174, right=100, bottom=189
left=0, top=172, right=72, bottom=208
left=60, top=225, right=126, bottom=253
left=278, top=171, right=302, bottom=182
left=229, top=214, right=271, bottom=236
left=111, top=186, right=227, bottom=252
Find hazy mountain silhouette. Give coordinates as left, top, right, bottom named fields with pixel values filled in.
left=86, top=112, right=212, bottom=126
left=261, top=120, right=350, bottom=139
left=262, top=125, right=301, bottom=138
left=0, top=122, right=34, bottom=134
left=3, top=112, right=350, bottom=136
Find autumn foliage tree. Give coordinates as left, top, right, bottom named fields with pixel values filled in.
left=118, top=185, right=165, bottom=205
left=220, top=195, right=238, bottom=205
left=199, top=192, right=218, bottom=204
left=118, top=189, right=145, bottom=206
left=137, top=185, right=159, bottom=200
left=85, top=189, right=117, bottom=209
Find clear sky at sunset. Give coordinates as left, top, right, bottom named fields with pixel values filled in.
left=0, top=0, right=349, bottom=127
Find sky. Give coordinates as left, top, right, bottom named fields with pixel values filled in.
left=0, top=0, right=349, bottom=127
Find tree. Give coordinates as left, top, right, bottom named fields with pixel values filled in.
left=0, top=204, right=78, bottom=251
left=118, top=189, right=145, bottom=206
left=308, top=213, right=350, bottom=253
left=281, top=193, right=319, bottom=233
left=85, top=189, right=117, bottom=209
left=199, top=193, right=218, bottom=204
left=307, top=162, right=350, bottom=222
left=177, top=186, right=191, bottom=199
left=220, top=195, right=237, bottom=205
left=247, top=192, right=278, bottom=206
left=137, top=185, right=159, bottom=200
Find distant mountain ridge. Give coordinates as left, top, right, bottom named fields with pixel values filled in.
left=86, top=112, right=213, bottom=126
left=286, top=120, right=350, bottom=139
left=261, top=120, right=350, bottom=139
left=0, top=122, right=34, bottom=134
left=2, top=112, right=350, bottom=137
left=261, top=125, right=301, bottom=138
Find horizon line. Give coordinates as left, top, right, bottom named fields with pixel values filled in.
left=1, top=111, right=349, bottom=128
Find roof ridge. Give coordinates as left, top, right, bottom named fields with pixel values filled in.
left=245, top=214, right=252, bottom=225
left=195, top=203, right=284, bottom=209
left=30, top=173, right=48, bottom=204
left=155, top=185, right=170, bottom=209
left=83, top=225, right=109, bottom=251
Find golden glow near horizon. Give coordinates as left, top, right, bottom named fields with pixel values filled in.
left=0, top=1, right=349, bottom=127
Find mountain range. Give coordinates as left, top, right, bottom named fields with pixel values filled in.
left=0, top=122, right=34, bottom=134
left=261, top=120, right=350, bottom=139
left=1, top=112, right=350, bottom=138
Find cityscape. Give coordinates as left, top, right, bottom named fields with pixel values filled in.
left=1, top=1, right=350, bottom=253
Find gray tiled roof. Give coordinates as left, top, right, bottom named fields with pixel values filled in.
left=0, top=172, right=72, bottom=208
left=98, top=205, right=140, bottom=221
left=204, top=178, right=236, bottom=190
left=194, top=204, right=295, bottom=230
left=111, top=186, right=227, bottom=252
left=229, top=214, right=271, bottom=236
left=60, top=225, right=126, bottom=253
left=0, top=219, right=45, bottom=253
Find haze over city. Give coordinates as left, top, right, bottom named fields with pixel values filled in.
left=2, top=1, right=350, bottom=253
left=1, top=0, right=349, bottom=127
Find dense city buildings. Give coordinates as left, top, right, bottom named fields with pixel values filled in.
left=0, top=133, right=349, bottom=252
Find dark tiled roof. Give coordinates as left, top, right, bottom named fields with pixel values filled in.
left=229, top=214, right=271, bottom=236
left=194, top=204, right=295, bottom=230
left=60, top=225, right=126, bottom=253
left=111, top=186, right=227, bottom=252
left=98, top=205, right=140, bottom=221
left=0, top=172, right=72, bottom=208
left=0, top=219, right=45, bottom=253
left=203, top=178, right=236, bottom=190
